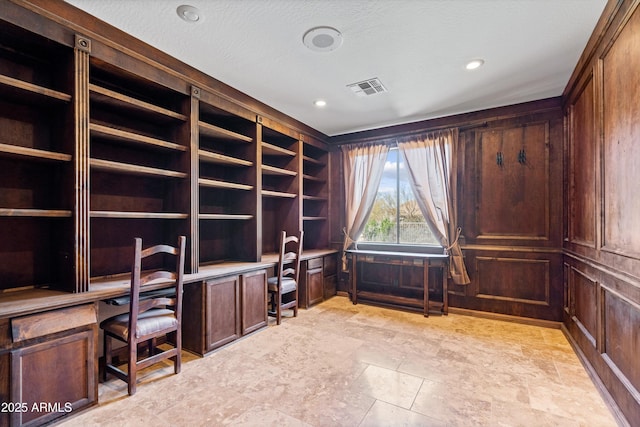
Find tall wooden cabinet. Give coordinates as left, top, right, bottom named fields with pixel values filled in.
left=453, top=112, right=564, bottom=322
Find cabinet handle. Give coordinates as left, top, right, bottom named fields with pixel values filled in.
left=518, top=149, right=526, bottom=164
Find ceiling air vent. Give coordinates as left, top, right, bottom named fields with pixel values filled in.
left=347, top=78, right=387, bottom=96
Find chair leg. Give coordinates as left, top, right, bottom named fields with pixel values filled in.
left=276, top=291, right=282, bottom=325
left=128, top=341, right=137, bottom=396
left=174, top=332, right=182, bottom=374
left=149, top=337, right=156, bottom=356
left=102, top=334, right=111, bottom=382
left=269, top=291, right=275, bottom=314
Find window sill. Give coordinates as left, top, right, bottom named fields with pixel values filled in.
left=353, top=243, right=444, bottom=255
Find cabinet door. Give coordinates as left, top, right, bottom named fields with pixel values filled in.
left=323, top=274, right=337, bottom=300
left=322, top=254, right=337, bottom=299
left=241, top=270, right=267, bottom=335
left=205, top=276, right=241, bottom=352
left=11, top=328, right=97, bottom=427
left=307, top=267, right=324, bottom=307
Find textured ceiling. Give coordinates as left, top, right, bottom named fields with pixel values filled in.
left=64, top=0, right=607, bottom=136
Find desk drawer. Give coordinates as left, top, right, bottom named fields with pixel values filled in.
left=11, top=304, right=97, bottom=343
left=307, top=257, right=323, bottom=270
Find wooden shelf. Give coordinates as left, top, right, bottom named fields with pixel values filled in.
left=0, top=142, right=72, bottom=163
left=89, top=84, right=187, bottom=122
left=303, top=174, right=325, bottom=182
left=90, top=123, right=186, bottom=152
left=262, top=164, right=297, bottom=176
left=199, top=214, right=254, bottom=220
left=0, top=74, right=71, bottom=104
left=90, top=158, right=187, bottom=179
left=262, top=142, right=296, bottom=157
left=303, top=155, right=324, bottom=166
left=90, top=211, right=188, bottom=219
left=199, top=177, right=253, bottom=191
left=199, top=149, right=252, bottom=167
left=261, top=189, right=297, bottom=199
left=0, top=208, right=72, bottom=217
left=199, top=121, right=252, bottom=143
left=303, top=195, right=327, bottom=201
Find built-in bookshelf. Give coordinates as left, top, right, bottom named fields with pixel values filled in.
left=0, top=21, right=75, bottom=291
left=0, top=13, right=330, bottom=294
left=260, top=124, right=301, bottom=254
left=302, top=139, right=329, bottom=249
left=88, top=58, right=190, bottom=278
left=198, top=99, right=258, bottom=263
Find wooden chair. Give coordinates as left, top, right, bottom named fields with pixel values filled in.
left=100, top=236, right=186, bottom=395
left=268, top=230, right=303, bottom=325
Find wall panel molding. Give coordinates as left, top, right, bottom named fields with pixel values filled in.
left=570, top=266, right=598, bottom=348
left=600, top=5, right=640, bottom=260
left=475, top=256, right=550, bottom=305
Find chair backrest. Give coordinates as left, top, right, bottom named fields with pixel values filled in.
left=129, top=236, right=186, bottom=337
left=276, top=230, right=304, bottom=286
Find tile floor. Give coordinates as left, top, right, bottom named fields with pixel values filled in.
left=58, top=296, right=619, bottom=426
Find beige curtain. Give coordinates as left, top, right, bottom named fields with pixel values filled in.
left=397, top=129, right=470, bottom=285
left=341, top=142, right=390, bottom=269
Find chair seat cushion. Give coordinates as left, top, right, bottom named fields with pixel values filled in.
left=100, top=308, right=177, bottom=340
left=267, top=276, right=297, bottom=294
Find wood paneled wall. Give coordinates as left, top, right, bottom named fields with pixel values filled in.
left=563, top=0, right=640, bottom=424
left=330, top=98, right=564, bottom=320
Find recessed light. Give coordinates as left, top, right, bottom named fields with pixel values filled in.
left=466, top=59, right=485, bottom=70
left=314, top=99, right=327, bottom=108
left=177, top=5, right=202, bottom=23
left=303, top=27, right=343, bottom=52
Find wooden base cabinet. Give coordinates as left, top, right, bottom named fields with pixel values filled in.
left=299, top=258, right=323, bottom=309
left=3, top=304, right=98, bottom=427
left=183, top=276, right=241, bottom=355
left=323, top=254, right=337, bottom=300
left=241, top=270, right=268, bottom=335
left=183, top=270, right=267, bottom=356
left=298, top=254, right=338, bottom=309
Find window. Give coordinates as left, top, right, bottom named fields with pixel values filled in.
left=359, top=147, right=440, bottom=245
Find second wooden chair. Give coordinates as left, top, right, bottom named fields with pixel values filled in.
left=267, top=230, right=303, bottom=325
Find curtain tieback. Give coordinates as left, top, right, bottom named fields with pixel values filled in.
left=445, top=227, right=462, bottom=252
left=342, top=227, right=357, bottom=250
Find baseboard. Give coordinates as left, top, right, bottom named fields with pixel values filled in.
left=561, top=324, right=630, bottom=427
left=447, top=307, right=562, bottom=329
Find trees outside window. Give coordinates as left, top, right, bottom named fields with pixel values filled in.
left=360, top=148, right=439, bottom=245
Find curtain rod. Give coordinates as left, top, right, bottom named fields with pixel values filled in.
left=331, top=121, right=488, bottom=146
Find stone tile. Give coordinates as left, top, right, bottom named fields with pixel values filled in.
left=490, top=398, right=582, bottom=427
left=352, top=364, right=424, bottom=409
left=226, top=407, right=312, bottom=426
left=411, top=379, right=492, bottom=426
left=57, top=297, right=618, bottom=427
left=527, top=378, right=617, bottom=426
left=360, top=400, right=447, bottom=427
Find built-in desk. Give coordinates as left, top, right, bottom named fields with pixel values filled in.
left=0, top=249, right=337, bottom=426
left=347, top=249, right=449, bottom=317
